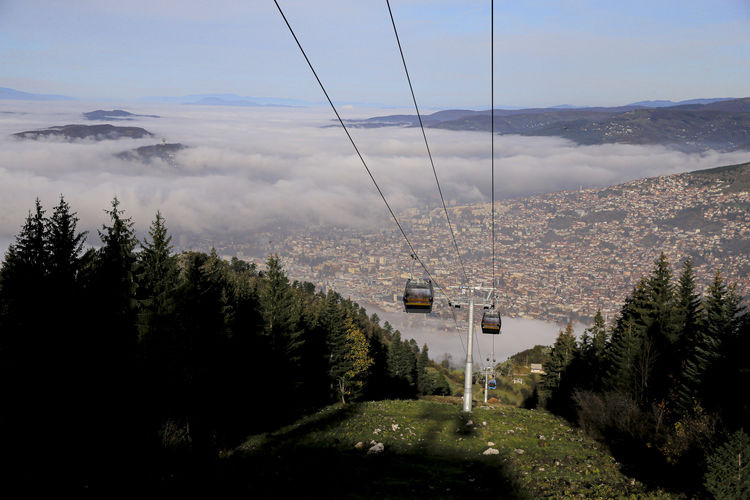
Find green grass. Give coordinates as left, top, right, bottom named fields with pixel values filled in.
left=222, top=399, right=676, bottom=498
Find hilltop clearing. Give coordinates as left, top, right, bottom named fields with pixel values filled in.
left=217, top=399, right=673, bottom=498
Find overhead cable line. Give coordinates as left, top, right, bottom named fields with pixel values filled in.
left=475, top=319, right=484, bottom=370
left=385, top=0, right=470, bottom=287
left=273, top=0, right=453, bottom=303
left=450, top=306, right=468, bottom=356
left=491, top=0, right=496, bottom=289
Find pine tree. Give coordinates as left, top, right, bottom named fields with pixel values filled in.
left=387, top=331, right=418, bottom=397
left=322, top=291, right=349, bottom=400
left=417, top=344, right=430, bottom=394
left=605, top=306, right=643, bottom=398
left=14, top=198, right=49, bottom=275
left=260, top=254, right=299, bottom=356
left=579, top=309, right=608, bottom=391
left=96, top=197, right=138, bottom=324
left=675, top=257, right=705, bottom=413
left=47, top=195, right=86, bottom=288
left=640, top=253, right=678, bottom=403
left=543, top=322, right=577, bottom=393
left=689, top=273, right=744, bottom=418
left=170, top=251, right=231, bottom=453
left=136, top=211, right=179, bottom=340
left=0, top=199, right=52, bottom=482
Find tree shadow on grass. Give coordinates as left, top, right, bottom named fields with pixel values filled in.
left=210, top=403, right=530, bottom=498
left=218, top=445, right=529, bottom=498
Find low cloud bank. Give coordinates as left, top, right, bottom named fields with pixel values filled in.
left=1, top=101, right=747, bottom=250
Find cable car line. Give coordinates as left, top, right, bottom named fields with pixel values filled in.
left=385, top=0, right=470, bottom=287
left=491, top=0, right=497, bottom=289
left=274, top=0, right=456, bottom=307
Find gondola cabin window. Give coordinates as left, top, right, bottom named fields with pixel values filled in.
left=402, top=278, right=434, bottom=313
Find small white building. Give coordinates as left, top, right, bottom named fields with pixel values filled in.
left=530, top=363, right=545, bottom=374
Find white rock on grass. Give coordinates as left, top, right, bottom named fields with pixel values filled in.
left=354, top=441, right=364, bottom=449
left=373, top=428, right=381, bottom=435
left=483, top=448, right=500, bottom=455
left=487, top=441, right=495, bottom=446
left=367, top=442, right=385, bottom=455
left=514, top=448, right=525, bottom=454
left=391, top=424, right=399, bottom=431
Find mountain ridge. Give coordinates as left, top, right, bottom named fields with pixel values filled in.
left=347, top=98, right=750, bottom=152
left=0, top=86, right=75, bottom=101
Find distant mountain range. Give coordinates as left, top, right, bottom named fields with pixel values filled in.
left=83, top=109, right=160, bottom=120
left=0, top=86, right=74, bottom=101
left=346, top=98, right=750, bottom=152
left=13, top=124, right=153, bottom=141
left=626, top=97, right=735, bottom=108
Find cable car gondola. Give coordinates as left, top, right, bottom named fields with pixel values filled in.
left=481, top=308, right=501, bottom=334
left=402, top=278, right=434, bottom=313
left=488, top=378, right=497, bottom=390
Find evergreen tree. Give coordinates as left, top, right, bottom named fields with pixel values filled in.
left=704, top=430, right=750, bottom=499
left=95, top=197, right=138, bottom=328
left=691, top=273, right=744, bottom=418
left=47, top=195, right=86, bottom=288
left=387, top=331, right=418, bottom=397
left=0, top=199, right=53, bottom=483
left=675, top=257, right=705, bottom=413
left=605, top=318, right=642, bottom=396
left=87, top=197, right=141, bottom=479
left=603, top=280, right=646, bottom=397
left=417, top=344, right=430, bottom=394
left=636, top=253, right=678, bottom=403
left=136, top=211, right=179, bottom=339
left=577, top=309, right=608, bottom=391
left=260, top=254, right=300, bottom=360
left=323, top=291, right=349, bottom=401
left=542, top=322, right=577, bottom=399
left=170, top=251, right=231, bottom=456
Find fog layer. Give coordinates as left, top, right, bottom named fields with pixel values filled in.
left=1, top=101, right=747, bottom=250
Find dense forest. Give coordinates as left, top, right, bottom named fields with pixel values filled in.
left=0, top=197, right=450, bottom=491
left=536, top=254, right=750, bottom=497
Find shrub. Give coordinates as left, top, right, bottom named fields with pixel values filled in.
left=574, top=390, right=651, bottom=441
left=704, top=430, right=750, bottom=499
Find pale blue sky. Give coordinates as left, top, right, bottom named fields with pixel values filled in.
left=1, top=0, right=748, bottom=107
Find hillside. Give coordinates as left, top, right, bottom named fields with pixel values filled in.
left=115, top=142, right=185, bottom=164
left=12, top=124, right=153, bottom=141
left=684, top=160, right=750, bottom=193
left=348, top=98, right=750, bottom=152
left=83, top=109, right=159, bottom=120
left=221, top=399, right=672, bottom=498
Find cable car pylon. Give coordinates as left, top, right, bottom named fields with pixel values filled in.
left=448, top=285, right=495, bottom=412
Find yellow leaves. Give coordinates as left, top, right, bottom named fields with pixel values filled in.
left=343, top=317, right=374, bottom=382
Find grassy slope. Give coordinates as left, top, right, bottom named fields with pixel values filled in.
left=223, top=399, right=674, bottom=498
